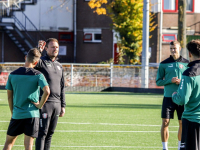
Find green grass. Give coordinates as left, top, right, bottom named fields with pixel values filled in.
left=0, top=91, right=180, bottom=149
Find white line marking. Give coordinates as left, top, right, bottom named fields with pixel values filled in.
left=58, top=122, right=179, bottom=127
left=0, top=121, right=179, bottom=127
left=0, top=130, right=178, bottom=133
left=54, top=130, right=178, bottom=133
left=0, top=145, right=177, bottom=148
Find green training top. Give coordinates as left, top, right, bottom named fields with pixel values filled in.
left=156, top=55, right=189, bottom=97
left=6, top=67, right=48, bottom=119
left=172, top=60, right=200, bottom=123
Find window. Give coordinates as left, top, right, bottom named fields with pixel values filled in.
left=186, top=0, right=193, bottom=11
left=163, top=0, right=177, bottom=12
left=163, top=0, right=194, bottom=13
left=83, top=28, right=102, bottom=43
left=58, top=32, right=73, bottom=42
left=162, top=34, right=177, bottom=42
left=83, top=34, right=92, bottom=41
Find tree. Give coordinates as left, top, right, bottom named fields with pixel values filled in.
left=178, top=0, right=187, bottom=59
left=88, top=0, right=156, bottom=64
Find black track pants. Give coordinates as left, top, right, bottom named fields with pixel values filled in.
left=35, top=102, right=61, bottom=150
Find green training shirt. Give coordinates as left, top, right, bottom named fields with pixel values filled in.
left=172, top=60, right=200, bottom=123
left=156, top=55, right=189, bottom=97
left=6, top=67, right=48, bottom=119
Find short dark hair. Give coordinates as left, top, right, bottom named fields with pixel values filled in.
left=186, top=39, right=200, bottom=57
left=45, top=38, right=59, bottom=47
left=26, top=48, right=41, bottom=63
left=170, top=40, right=180, bottom=46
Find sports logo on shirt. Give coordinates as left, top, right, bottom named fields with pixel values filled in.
left=179, top=64, right=183, bottom=69
left=42, top=113, right=48, bottom=119
left=44, top=61, right=52, bottom=67
left=168, top=64, right=173, bottom=67
left=57, top=66, right=61, bottom=70
left=180, top=79, right=184, bottom=89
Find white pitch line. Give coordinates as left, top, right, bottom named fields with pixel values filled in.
left=58, top=122, right=179, bottom=127
left=0, top=130, right=178, bottom=133
left=0, top=145, right=177, bottom=148
left=0, top=121, right=179, bottom=127
left=54, top=130, right=178, bottom=133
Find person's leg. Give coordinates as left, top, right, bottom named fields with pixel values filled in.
left=24, top=135, right=34, bottom=150
left=178, top=120, right=182, bottom=150
left=44, top=102, right=61, bottom=150
left=4, top=119, right=24, bottom=150
left=161, top=97, right=174, bottom=150
left=180, top=118, right=187, bottom=150
left=3, top=135, right=18, bottom=150
left=161, top=118, right=170, bottom=141
left=35, top=103, right=52, bottom=150
left=176, top=104, right=184, bottom=150
left=178, top=120, right=183, bottom=140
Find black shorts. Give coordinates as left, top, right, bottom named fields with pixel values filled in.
left=161, top=97, right=184, bottom=120
left=180, top=118, right=200, bottom=150
left=7, top=117, right=39, bottom=138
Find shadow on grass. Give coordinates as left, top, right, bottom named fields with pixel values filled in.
left=66, top=92, right=162, bottom=96
left=67, top=103, right=161, bottom=109
left=0, top=104, right=8, bottom=106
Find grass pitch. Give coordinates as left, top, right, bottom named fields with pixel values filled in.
left=0, top=91, right=180, bottom=149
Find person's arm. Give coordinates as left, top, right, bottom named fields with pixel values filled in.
left=7, top=90, right=13, bottom=115
left=60, top=68, right=66, bottom=117
left=156, top=64, right=173, bottom=86
left=172, top=75, right=192, bottom=105
left=32, top=86, right=50, bottom=109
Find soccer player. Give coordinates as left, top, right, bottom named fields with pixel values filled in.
left=35, top=38, right=66, bottom=150
left=3, top=48, right=50, bottom=150
left=156, top=41, right=189, bottom=150
left=172, top=40, right=200, bottom=150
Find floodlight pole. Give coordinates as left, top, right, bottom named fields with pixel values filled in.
left=141, top=0, right=149, bottom=88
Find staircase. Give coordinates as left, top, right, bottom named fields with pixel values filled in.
left=0, top=0, right=45, bottom=55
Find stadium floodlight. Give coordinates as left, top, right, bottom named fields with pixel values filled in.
left=0, top=0, right=24, bottom=8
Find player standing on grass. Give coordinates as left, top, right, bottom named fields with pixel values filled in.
left=3, top=48, right=50, bottom=150
left=156, top=41, right=189, bottom=150
left=172, top=40, right=200, bottom=150
left=35, top=38, right=66, bottom=150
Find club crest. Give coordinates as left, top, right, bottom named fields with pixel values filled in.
left=42, top=113, right=48, bottom=119
left=179, top=64, right=183, bottom=69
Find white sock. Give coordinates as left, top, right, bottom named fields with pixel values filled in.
left=162, top=142, right=168, bottom=150
left=178, top=141, right=181, bottom=150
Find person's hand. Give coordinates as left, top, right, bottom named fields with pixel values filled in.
left=172, top=92, right=177, bottom=97
left=175, top=79, right=181, bottom=85
left=59, top=107, right=65, bottom=117
left=171, top=77, right=178, bottom=83
left=38, top=40, right=46, bottom=53
left=31, top=101, right=40, bottom=109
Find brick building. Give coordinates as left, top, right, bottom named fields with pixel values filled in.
left=0, top=0, right=199, bottom=63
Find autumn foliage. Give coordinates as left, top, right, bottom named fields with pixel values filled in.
left=88, top=0, right=157, bottom=64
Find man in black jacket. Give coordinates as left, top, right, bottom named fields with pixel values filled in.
left=35, top=38, right=66, bottom=150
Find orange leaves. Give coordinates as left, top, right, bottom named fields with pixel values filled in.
left=88, top=0, right=108, bottom=15
left=87, top=0, right=157, bottom=64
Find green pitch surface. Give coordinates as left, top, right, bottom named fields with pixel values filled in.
left=0, top=91, right=180, bottom=149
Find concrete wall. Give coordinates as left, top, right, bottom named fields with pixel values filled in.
left=14, top=0, right=73, bottom=31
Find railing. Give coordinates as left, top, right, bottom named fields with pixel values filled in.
left=0, top=0, right=45, bottom=46
left=12, top=12, right=45, bottom=46
left=0, top=63, right=162, bottom=92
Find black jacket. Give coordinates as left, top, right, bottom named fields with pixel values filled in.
left=35, top=55, right=66, bottom=107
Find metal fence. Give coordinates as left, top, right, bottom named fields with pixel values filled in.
left=0, top=63, right=162, bottom=92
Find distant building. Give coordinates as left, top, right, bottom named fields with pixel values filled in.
left=150, top=0, right=200, bottom=63
left=0, top=0, right=199, bottom=63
